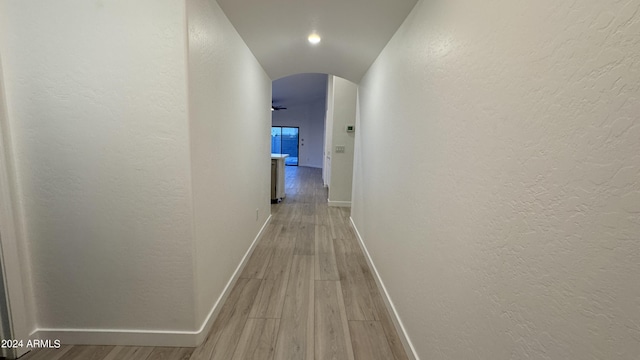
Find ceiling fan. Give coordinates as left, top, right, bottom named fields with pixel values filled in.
left=271, top=103, right=287, bottom=111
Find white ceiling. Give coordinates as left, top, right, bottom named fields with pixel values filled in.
left=272, top=73, right=327, bottom=107
left=216, top=0, right=418, bottom=83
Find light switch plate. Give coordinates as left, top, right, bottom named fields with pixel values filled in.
left=335, top=145, right=345, bottom=153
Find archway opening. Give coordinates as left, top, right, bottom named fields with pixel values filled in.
left=269, top=73, right=357, bottom=208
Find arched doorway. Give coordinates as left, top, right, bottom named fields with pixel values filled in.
left=270, top=73, right=357, bottom=207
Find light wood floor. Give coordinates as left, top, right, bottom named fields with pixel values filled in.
left=19, top=345, right=193, bottom=360
left=20, top=166, right=407, bottom=360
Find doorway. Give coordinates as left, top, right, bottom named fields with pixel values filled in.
left=271, top=126, right=299, bottom=166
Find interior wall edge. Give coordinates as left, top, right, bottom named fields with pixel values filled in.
left=0, top=52, right=35, bottom=358
left=184, top=0, right=201, bottom=333
left=28, top=214, right=272, bottom=348
left=192, top=213, right=272, bottom=347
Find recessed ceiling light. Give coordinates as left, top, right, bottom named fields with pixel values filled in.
left=308, top=33, right=321, bottom=45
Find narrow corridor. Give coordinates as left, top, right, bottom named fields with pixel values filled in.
left=21, top=167, right=407, bottom=360
left=190, top=166, right=408, bottom=359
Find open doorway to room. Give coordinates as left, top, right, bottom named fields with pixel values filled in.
left=270, top=73, right=357, bottom=207
left=270, top=73, right=328, bottom=203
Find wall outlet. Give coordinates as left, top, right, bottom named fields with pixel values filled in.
left=335, top=145, right=345, bottom=153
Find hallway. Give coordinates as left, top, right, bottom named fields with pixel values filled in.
left=3, top=0, right=638, bottom=357
left=21, top=167, right=407, bottom=360
left=190, top=166, right=408, bottom=359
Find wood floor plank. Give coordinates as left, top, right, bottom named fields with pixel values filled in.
left=329, top=207, right=357, bottom=242
left=209, top=279, right=262, bottom=360
left=332, top=231, right=360, bottom=257
left=190, top=278, right=261, bottom=360
left=231, top=318, right=280, bottom=360
left=339, top=277, right=378, bottom=321
left=334, top=280, right=356, bottom=358
left=59, top=345, right=115, bottom=360
left=147, top=347, right=193, bottom=360
left=314, top=186, right=328, bottom=204
left=102, top=346, right=154, bottom=360
left=274, top=255, right=314, bottom=360
left=339, top=207, right=351, bottom=220
left=333, top=239, right=378, bottom=321
left=315, top=281, right=355, bottom=360
left=278, top=222, right=299, bottom=241
left=314, top=203, right=330, bottom=227
left=365, top=278, right=409, bottom=360
left=327, top=206, right=351, bottom=239
left=259, top=231, right=294, bottom=280
left=349, top=321, right=394, bottom=360
left=20, top=345, right=72, bottom=360
left=240, top=243, right=274, bottom=279
left=190, top=278, right=248, bottom=360
left=240, top=224, right=283, bottom=279
left=327, top=207, right=343, bottom=241
left=249, top=278, right=287, bottom=319
left=302, top=203, right=315, bottom=215
left=250, top=240, right=294, bottom=318
left=355, top=252, right=375, bottom=283
left=334, top=237, right=371, bottom=283
left=315, top=225, right=339, bottom=281
left=293, top=223, right=315, bottom=255
left=277, top=206, right=301, bottom=239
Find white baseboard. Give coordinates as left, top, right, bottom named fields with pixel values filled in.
left=328, top=200, right=351, bottom=207
left=29, top=328, right=199, bottom=348
left=193, top=214, right=272, bottom=346
left=29, top=215, right=273, bottom=348
left=349, top=217, right=419, bottom=360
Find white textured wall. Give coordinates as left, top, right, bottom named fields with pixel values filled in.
left=0, top=0, right=195, bottom=331
left=272, top=98, right=326, bottom=168
left=328, top=77, right=357, bottom=204
left=352, top=0, right=640, bottom=358
left=187, top=0, right=271, bottom=324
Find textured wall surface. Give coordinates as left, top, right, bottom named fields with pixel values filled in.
left=0, top=0, right=195, bottom=331
left=272, top=98, right=326, bottom=169
left=187, top=0, right=272, bottom=323
left=352, top=0, right=640, bottom=358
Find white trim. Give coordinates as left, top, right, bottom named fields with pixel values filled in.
left=193, top=213, right=271, bottom=346
left=29, top=215, right=273, bottom=348
left=349, top=217, right=419, bottom=360
left=30, top=327, right=199, bottom=348
left=328, top=200, right=351, bottom=208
